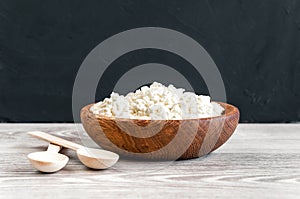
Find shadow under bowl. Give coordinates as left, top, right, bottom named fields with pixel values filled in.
left=80, top=102, right=239, bottom=160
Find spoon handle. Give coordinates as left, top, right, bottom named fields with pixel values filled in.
left=47, top=143, right=62, bottom=153
left=28, top=131, right=82, bottom=151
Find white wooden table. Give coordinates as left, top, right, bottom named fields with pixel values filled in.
left=0, top=124, right=299, bottom=199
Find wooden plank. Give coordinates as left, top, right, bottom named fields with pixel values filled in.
left=0, top=124, right=299, bottom=199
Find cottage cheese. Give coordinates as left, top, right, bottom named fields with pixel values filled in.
left=90, top=82, right=224, bottom=120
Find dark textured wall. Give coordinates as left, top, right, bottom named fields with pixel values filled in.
left=0, top=0, right=299, bottom=122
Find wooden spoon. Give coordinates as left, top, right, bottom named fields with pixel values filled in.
left=27, top=143, right=69, bottom=173
left=28, top=131, right=119, bottom=169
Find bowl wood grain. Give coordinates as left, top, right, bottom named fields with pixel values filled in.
left=80, top=102, right=239, bottom=160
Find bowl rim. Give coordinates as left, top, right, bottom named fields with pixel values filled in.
left=83, top=101, right=239, bottom=122
left=81, top=101, right=239, bottom=122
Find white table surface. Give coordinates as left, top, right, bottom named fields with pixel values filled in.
left=0, top=123, right=299, bottom=199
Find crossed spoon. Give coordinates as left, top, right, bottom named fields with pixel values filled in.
left=27, top=131, right=119, bottom=173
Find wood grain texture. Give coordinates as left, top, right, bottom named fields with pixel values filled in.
left=80, top=102, right=239, bottom=160
left=0, top=124, right=300, bottom=199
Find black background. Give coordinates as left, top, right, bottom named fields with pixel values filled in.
left=0, top=0, right=299, bottom=122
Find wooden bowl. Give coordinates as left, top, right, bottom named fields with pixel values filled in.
left=80, top=102, right=239, bottom=160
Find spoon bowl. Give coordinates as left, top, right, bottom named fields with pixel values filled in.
left=27, top=144, right=69, bottom=173
left=77, top=147, right=119, bottom=169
